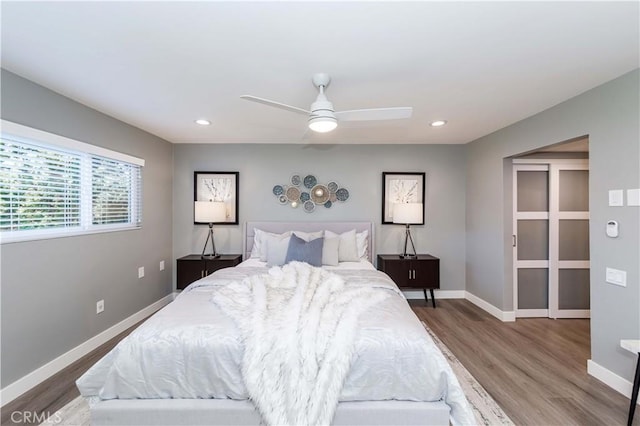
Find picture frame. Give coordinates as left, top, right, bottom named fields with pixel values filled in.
left=194, top=171, right=239, bottom=225
left=382, top=172, right=425, bottom=224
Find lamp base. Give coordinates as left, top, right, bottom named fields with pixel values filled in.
left=201, top=253, right=221, bottom=260
left=400, top=224, right=418, bottom=258
left=399, top=253, right=417, bottom=259
left=201, top=224, right=221, bottom=260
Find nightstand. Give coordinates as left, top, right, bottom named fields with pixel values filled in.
left=377, top=254, right=440, bottom=308
left=176, top=254, right=242, bottom=290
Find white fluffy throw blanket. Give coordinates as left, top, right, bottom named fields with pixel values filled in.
left=211, top=262, right=390, bottom=426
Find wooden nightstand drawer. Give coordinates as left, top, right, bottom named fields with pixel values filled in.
left=176, top=254, right=242, bottom=290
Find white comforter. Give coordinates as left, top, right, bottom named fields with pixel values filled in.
left=77, top=263, right=474, bottom=425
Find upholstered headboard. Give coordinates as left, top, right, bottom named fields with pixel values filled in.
left=245, top=221, right=374, bottom=263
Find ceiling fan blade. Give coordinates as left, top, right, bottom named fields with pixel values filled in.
left=240, top=95, right=309, bottom=115
left=335, top=107, right=413, bottom=122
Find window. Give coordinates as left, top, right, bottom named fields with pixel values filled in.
left=1, top=120, right=144, bottom=243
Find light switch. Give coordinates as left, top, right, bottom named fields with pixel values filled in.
left=627, top=189, right=640, bottom=206
left=605, top=267, right=626, bottom=287
left=138, top=266, right=145, bottom=279
left=609, top=190, right=624, bottom=207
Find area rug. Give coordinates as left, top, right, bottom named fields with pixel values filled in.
left=42, top=323, right=513, bottom=426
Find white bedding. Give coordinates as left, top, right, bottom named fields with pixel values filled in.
left=77, top=263, right=474, bottom=425
left=238, top=257, right=377, bottom=271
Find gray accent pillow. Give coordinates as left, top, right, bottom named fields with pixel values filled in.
left=285, top=234, right=324, bottom=267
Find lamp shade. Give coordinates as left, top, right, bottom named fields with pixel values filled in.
left=195, top=201, right=227, bottom=223
left=392, top=202, right=423, bottom=224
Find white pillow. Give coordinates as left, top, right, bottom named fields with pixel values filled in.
left=322, top=235, right=340, bottom=266
left=260, top=232, right=293, bottom=262
left=266, top=236, right=291, bottom=266
left=292, top=230, right=324, bottom=242
left=324, top=229, right=359, bottom=262
left=356, top=230, right=369, bottom=259
left=251, top=229, right=291, bottom=260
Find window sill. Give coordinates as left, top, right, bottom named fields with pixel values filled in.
left=0, top=225, right=142, bottom=245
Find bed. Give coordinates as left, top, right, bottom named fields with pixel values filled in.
left=77, top=221, right=474, bottom=425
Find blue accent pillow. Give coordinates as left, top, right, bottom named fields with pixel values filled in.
left=285, top=234, right=324, bottom=267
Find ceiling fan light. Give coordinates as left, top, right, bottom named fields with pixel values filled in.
left=308, top=116, right=337, bottom=133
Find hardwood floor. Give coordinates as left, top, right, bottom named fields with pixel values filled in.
left=1, top=319, right=147, bottom=425
left=1, top=299, right=637, bottom=425
left=412, top=298, right=638, bottom=426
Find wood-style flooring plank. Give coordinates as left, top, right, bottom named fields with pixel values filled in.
left=412, top=298, right=638, bottom=426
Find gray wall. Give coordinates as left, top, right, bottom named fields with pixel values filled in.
left=0, top=70, right=174, bottom=387
left=173, top=143, right=467, bottom=291
left=466, top=69, right=640, bottom=381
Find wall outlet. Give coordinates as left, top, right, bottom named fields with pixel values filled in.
left=159, top=260, right=165, bottom=271
left=96, top=299, right=104, bottom=314
left=138, top=266, right=145, bottom=279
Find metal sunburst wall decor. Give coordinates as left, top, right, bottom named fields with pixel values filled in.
left=272, top=174, right=349, bottom=213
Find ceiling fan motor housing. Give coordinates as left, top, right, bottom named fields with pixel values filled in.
left=308, top=96, right=337, bottom=132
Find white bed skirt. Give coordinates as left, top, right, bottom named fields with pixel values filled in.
left=90, top=398, right=450, bottom=425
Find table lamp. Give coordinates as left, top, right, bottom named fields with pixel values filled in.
left=393, top=202, right=423, bottom=258
left=195, top=201, right=227, bottom=258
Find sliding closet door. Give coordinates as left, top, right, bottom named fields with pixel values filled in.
left=549, top=165, right=590, bottom=319
left=513, top=165, right=550, bottom=317
left=513, top=161, right=590, bottom=319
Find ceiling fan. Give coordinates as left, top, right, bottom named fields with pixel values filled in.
left=240, top=73, right=413, bottom=133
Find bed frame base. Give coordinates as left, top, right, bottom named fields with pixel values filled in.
left=91, top=399, right=450, bottom=425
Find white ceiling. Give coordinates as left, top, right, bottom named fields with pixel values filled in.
left=1, top=1, right=638, bottom=145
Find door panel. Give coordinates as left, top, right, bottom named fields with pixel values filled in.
left=380, top=259, right=409, bottom=287
left=517, top=171, right=549, bottom=212
left=558, top=269, right=590, bottom=310
left=559, top=170, right=589, bottom=212
left=559, top=220, right=590, bottom=261
left=518, top=220, right=549, bottom=260
left=513, top=165, right=550, bottom=318
left=517, top=269, right=549, bottom=309
left=550, top=163, right=590, bottom=318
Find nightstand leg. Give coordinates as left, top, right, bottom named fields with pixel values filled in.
left=423, top=289, right=428, bottom=303
left=628, top=355, right=640, bottom=426
left=430, top=289, right=436, bottom=308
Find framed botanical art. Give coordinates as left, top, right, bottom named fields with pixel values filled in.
left=382, top=172, right=425, bottom=224
left=194, top=171, right=239, bottom=224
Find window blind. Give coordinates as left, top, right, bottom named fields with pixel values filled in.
left=1, top=137, right=82, bottom=231
left=91, top=155, right=142, bottom=226
left=0, top=121, right=143, bottom=243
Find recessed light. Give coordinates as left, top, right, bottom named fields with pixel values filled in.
left=195, top=119, right=211, bottom=126
left=430, top=120, right=447, bottom=127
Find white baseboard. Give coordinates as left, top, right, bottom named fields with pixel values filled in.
left=403, top=289, right=516, bottom=322
left=516, top=309, right=549, bottom=318
left=587, top=359, right=639, bottom=405
left=465, top=291, right=516, bottom=322
left=403, top=290, right=466, bottom=300
left=0, top=294, right=174, bottom=406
